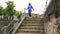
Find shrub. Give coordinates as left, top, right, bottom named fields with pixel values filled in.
left=14, top=11, right=22, bottom=19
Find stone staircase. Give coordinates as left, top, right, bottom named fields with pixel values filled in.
left=16, top=17, right=44, bottom=34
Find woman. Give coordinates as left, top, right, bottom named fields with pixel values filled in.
left=27, top=3, right=34, bottom=18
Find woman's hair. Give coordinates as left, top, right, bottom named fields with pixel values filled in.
left=28, top=3, right=31, bottom=5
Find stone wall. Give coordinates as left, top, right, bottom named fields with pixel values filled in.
left=44, top=15, right=59, bottom=34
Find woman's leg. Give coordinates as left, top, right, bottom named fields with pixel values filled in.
left=28, top=11, right=31, bottom=17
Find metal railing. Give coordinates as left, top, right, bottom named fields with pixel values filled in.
left=11, top=8, right=26, bottom=34
left=0, top=20, right=19, bottom=34
left=0, top=8, right=26, bottom=34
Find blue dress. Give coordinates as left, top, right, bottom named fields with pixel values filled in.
left=27, top=5, right=34, bottom=12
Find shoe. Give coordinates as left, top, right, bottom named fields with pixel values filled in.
left=30, top=17, right=32, bottom=18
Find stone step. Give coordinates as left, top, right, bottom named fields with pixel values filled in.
left=25, top=17, right=42, bottom=19
left=22, top=22, right=44, bottom=24
left=17, top=31, right=44, bottom=33
left=22, top=21, right=44, bottom=24
left=24, top=20, right=43, bottom=22
left=16, top=27, right=44, bottom=33
left=20, top=25, right=44, bottom=29
left=16, top=32, right=44, bottom=34
left=23, top=20, right=44, bottom=23
left=23, top=21, right=41, bottom=23
left=22, top=23, right=44, bottom=26
left=18, top=28, right=44, bottom=31
left=25, top=18, right=42, bottom=21
left=22, top=22, right=44, bottom=25
left=25, top=18, right=41, bottom=21
left=20, top=28, right=44, bottom=30
left=24, top=20, right=42, bottom=21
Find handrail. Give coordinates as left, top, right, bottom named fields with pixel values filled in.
left=1, top=21, right=13, bottom=34
left=11, top=16, right=25, bottom=34
left=0, top=8, right=26, bottom=34
left=11, top=8, right=26, bottom=34
left=7, top=21, right=13, bottom=28
left=6, top=20, right=15, bottom=34
left=0, top=14, right=25, bottom=34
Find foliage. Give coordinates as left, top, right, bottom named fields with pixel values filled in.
left=58, top=0, right=60, bottom=6
left=0, top=6, right=3, bottom=15
left=55, top=0, right=60, bottom=18
left=0, top=1, right=23, bottom=20
left=14, top=11, right=22, bottom=19
left=17, top=12, right=22, bottom=19
left=55, top=11, right=60, bottom=18
left=6, top=1, right=15, bottom=16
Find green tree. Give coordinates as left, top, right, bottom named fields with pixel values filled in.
left=0, top=6, right=4, bottom=20
left=0, top=6, right=4, bottom=15
left=14, top=11, right=22, bottom=20
left=6, top=1, right=15, bottom=20
left=55, top=0, right=60, bottom=18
